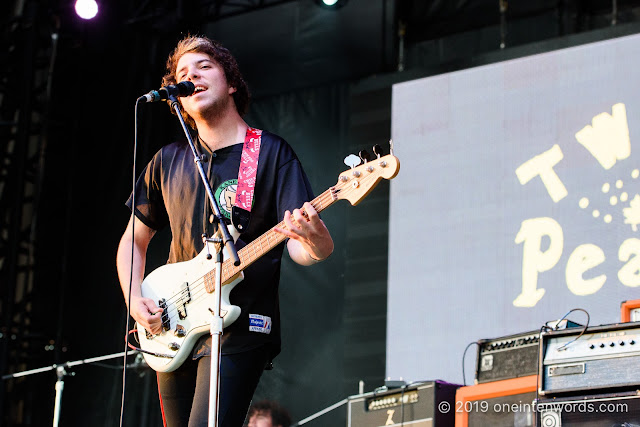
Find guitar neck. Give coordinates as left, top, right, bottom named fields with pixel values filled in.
left=208, top=187, right=338, bottom=290
left=201, top=153, right=400, bottom=293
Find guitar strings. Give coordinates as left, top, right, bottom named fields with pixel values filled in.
left=150, top=169, right=382, bottom=331
left=152, top=195, right=327, bottom=327
left=153, top=177, right=366, bottom=329
left=155, top=185, right=346, bottom=328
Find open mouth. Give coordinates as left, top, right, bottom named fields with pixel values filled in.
left=193, top=86, right=207, bottom=94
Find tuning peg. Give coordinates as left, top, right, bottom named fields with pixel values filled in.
left=344, top=154, right=361, bottom=169
left=373, top=144, right=385, bottom=158
left=359, top=150, right=372, bottom=163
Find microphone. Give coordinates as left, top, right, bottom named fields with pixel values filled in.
left=137, top=81, right=195, bottom=103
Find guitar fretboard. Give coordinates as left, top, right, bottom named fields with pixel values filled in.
left=203, top=187, right=337, bottom=293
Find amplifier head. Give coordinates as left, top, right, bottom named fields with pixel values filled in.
left=476, top=330, right=540, bottom=384
left=347, top=381, right=459, bottom=427
left=539, top=321, right=640, bottom=397
left=621, top=299, right=640, bottom=323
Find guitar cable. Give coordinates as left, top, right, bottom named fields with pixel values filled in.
left=126, top=329, right=173, bottom=359
left=554, top=308, right=590, bottom=351
left=461, top=341, right=480, bottom=386
left=118, top=99, right=142, bottom=427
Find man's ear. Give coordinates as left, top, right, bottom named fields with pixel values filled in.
left=228, top=86, right=237, bottom=95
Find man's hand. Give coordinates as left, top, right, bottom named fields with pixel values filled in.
left=275, top=202, right=334, bottom=265
left=130, top=296, right=164, bottom=335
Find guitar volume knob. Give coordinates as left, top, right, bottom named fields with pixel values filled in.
left=174, top=325, right=186, bottom=338
left=169, top=342, right=181, bottom=351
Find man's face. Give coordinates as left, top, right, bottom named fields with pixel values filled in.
left=175, top=51, right=236, bottom=120
left=247, top=414, right=277, bottom=427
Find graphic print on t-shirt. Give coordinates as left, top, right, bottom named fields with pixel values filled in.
left=248, top=314, right=271, bottom=334
left=214, top=179, right=237, bottom=219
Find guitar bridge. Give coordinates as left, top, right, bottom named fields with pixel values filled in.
left=158, top=298, right=170, bottom=331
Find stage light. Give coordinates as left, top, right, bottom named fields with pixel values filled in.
left=314, top=0, right=348, bottom=9
left=75, top=0, right=98, bottom=20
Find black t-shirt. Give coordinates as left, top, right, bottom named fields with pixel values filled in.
left=126, top=130, right=314, bottom=359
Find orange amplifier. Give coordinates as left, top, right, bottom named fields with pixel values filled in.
left=454, top=375, right=538, bottom=427
left=621, top=299, right=640, bottom=322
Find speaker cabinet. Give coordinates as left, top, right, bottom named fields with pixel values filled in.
left=455, top=375, right=537, bottom=427
left=537, top=391, right=640, bottom=426
left=347, top=381, right=459, bottom=427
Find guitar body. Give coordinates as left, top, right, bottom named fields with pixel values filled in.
left=137, top=240, right=243, bottom=373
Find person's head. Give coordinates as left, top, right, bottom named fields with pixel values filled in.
left=162, top=35, right=250, bottom=128
left=246, top=400, right=292, bottom=427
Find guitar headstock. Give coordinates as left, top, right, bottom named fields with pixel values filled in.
left=333, top=149, right=400, bottom=206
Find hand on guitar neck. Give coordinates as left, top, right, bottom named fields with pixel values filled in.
left=275, top=201, right=334, bottom=266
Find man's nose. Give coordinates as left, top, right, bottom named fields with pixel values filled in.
left=186, top=69, right=199, bottom=81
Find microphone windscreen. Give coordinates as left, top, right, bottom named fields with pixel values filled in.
left=177, top=81, right=195, bottom=96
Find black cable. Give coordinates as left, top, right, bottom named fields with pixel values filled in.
left=119, top=99, right=142, bottom=427
left=555, top=308, right=590, bottom=351
left=534, top=324, right=549, bottom=410
left=461, top=341, right=480, bottom=386
left=400, top=385, right=406, bottom=426
left=535, top=308, right=590, bottom=411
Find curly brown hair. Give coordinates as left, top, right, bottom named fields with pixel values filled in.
left=162, top=35, right=250, bottom=128
left=246, top=400, right=292, bottom=427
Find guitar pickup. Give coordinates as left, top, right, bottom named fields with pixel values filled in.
left=176, top=282, right=191, bottom=320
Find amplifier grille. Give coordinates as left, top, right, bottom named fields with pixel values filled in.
left=347, top=381, right=459, bottom=427
left=476, top=331, right=539, bottom=383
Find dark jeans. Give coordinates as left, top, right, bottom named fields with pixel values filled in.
left=156, top=346, right=271, bottom=427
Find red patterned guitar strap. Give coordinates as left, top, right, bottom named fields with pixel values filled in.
left=232, top=127, right=262, bottom=232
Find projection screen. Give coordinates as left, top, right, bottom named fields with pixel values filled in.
left=388, top=33, right=640, bottom=385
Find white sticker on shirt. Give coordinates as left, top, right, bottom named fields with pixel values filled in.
left=249, top=314, right=272, bottom=334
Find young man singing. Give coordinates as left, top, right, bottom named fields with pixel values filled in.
left=116, top=36, right=333, bottom=427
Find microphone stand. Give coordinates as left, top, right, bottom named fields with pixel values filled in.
left=167, top=95, right=240, bottom=427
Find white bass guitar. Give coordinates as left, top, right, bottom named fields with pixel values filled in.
left=135, top=152, right=400, bottom=372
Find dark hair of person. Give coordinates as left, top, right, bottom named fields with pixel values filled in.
left=247, top=399, right=293, bottom=427
left=161, top=35, right=251, bottom=128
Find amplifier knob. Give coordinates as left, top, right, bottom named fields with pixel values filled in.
left=610, top=342, right=615, bottom=347
left=589, top=344, right=595, bottom=349
left=600, top=343, right=606, bottom=348
left=630, top=340, right=636, bottom=345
